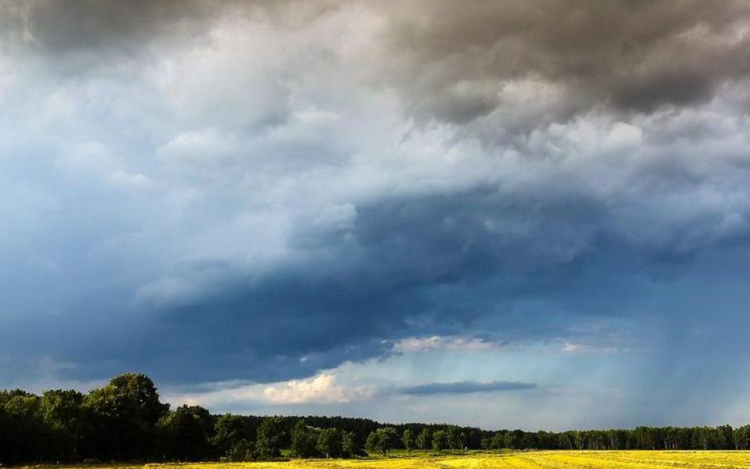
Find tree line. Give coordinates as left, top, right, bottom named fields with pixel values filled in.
left=2, top=373, right=750, bottom=465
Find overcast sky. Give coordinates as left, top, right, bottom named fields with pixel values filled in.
left=2, top=0, right=750, bottom=430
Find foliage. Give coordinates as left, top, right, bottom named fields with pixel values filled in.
left=83, top=373, right=169, bottom=460
left=211, top=414, right=252, bottom=458
left=341, top=430, right=359, bottom=457
left=291, top=420, right=319, bottom=458
left=416, top=428, right=431, bottom=450
left=158, top=405, right=213, bottom=461
left=317, top=428, right=342, bottom=458
left=226, top=439, right=254, bottom=462
left=432, top=430, right=449, bottom=451
left=446, top=426, right=466, bottom=450
left=366, top=427, right=399, bottom=456
left=255, top=416, right=285, bottom=460
left=401, top=429, right=416, bottom=453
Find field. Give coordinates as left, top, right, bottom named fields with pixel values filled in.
left=40, top=451, right=750, bottom=469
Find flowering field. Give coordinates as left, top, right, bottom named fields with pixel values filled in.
left=135, top=451, right=750, bottom=469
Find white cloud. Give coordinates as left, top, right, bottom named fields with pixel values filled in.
left=164, top=373, right=377, bottom=409
left=263, top=374, right=376, bottom=404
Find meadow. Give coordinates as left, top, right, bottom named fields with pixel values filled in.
left=32, top=451, right=750, bottom=469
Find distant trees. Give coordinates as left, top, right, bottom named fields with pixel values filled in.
left=289, top=421, right=358, bottom=459
left=504, top=429, right=525, bottom=450
left=5, top=372, right=750, bottom=466
left=482, top=432, right=505, bottom=450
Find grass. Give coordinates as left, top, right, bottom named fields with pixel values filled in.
left=21, top=451, right=750, bottom=469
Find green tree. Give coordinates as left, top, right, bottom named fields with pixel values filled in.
left=734, top=425, right=750, bottom=449
left=109, top=373, right=169, bottom=424
left=212, top=414, right=250, bottom=458
left=416, top=428, right=432, bottom=450
left=716, top=425, right=734, bottom=450
left=83, top=373, right=169, bottom=460
left=159, top=405, right=213, bottom=461
left=40, top=389, right=85, bottom=461
left=366, top=427, right=398, bottom=456
left=365, top=431, right=380, bottom=456
left=317, top=428, right=342, bottom=458
left=487, top=432, right=504, bottom=449
left=290, top=420, right=319, bottom=458
left=447, top=426, right=466, bottom=450
left=402, top=429, right=416, bottom=453
left=255, top=416, right=285, bottom=460
left=432, top=430, right=449, bottom=452
left=504, top=430, right=524, bottom=450
left=342, top=430, right=359, bottom=457
left=0, top=390, right=45, bottom=464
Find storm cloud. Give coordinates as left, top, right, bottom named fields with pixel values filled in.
left=1, top=0, right=750, bottom=427
left=379, top=1, right=750, bottom=128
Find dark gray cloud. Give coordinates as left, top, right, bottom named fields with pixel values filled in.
left=379, top=0, right=750, bottom=132
left=1, top=0, right=341, bottom=54
left=7, top=1, right=750, bottom=130
left=400, top=381, right=537, bottom=395
left=0, top=0, right=218, bottom=63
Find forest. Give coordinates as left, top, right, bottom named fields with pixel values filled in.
left=2, top=373, right=750, bottom=465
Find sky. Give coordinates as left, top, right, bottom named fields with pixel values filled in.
left=2, top=0, right=750, bottom=431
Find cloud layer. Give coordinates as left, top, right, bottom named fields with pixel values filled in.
left=1, top=0, right=750, bottom=427
left=399, top=381, right=537, bottom=396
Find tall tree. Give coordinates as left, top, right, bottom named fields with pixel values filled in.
left=366, top=427, right=398, bottom=456
left=159, top=405, right=213, bottom=461
left=290, top=420, right=318, bottom=458
left=432, top=430, right=448, bottom=452
left=342, top=430, right=359, bottom=457
left=83, top=373, right=169, bottom=460
left=211, top=414, right=250, bottom=458
left=317, top=428, right=342, bottom=458
left=0, top=390, right=45, bottom=464
left=416, top=428, right=432, bottom=450
left=40, top=390, right=85, bottom=461
left=734, top=425, right=750, bottom=449
left=447, top=426, right=466, bottom=450
left=255, top=416, right=285, bottom=460
left=402, top=429, right=416, bottom=453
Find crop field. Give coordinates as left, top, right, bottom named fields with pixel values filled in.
left=39, top=451, right=750, bottom=469
left=192, top=451, right=750, bottom=468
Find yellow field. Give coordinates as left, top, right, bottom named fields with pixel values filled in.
left=39, top=452, right=750, bottom=469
